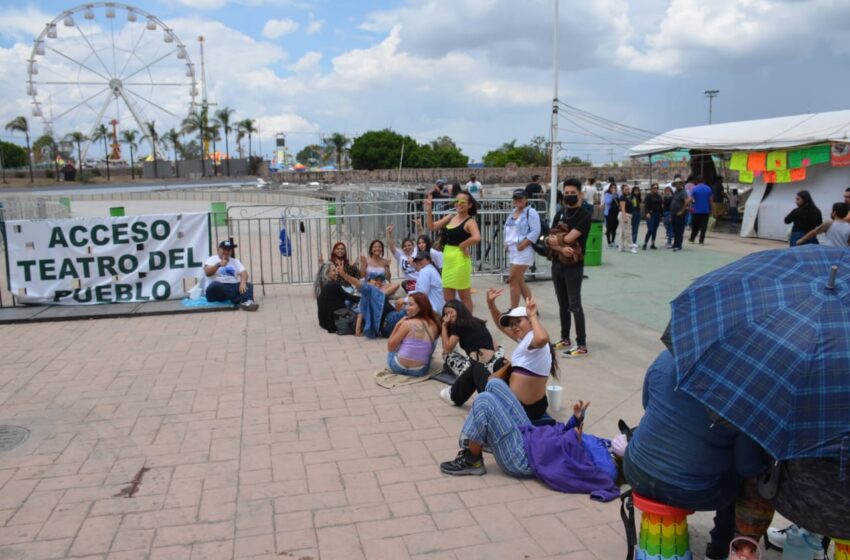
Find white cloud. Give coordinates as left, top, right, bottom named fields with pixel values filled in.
left=0, top=6, right=55, bottom=42
left=288, top=51, right=322, bottom=74
left=306, top=12, right=324, bottom=35
left=261, top=18, right=300, bottom=39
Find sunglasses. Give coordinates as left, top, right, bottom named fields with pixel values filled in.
left=454, top=199, right=468, bottom=205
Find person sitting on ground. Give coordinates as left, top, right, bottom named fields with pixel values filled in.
left=385, top=293, right=440, bottom=377
left=204, top=240, right=259, bottom=311
left=337, top=267, right=401, bottom=338
left=315, top=263, right=360, bottom=333
left=437, top=300, right=504, bottom=404
left=409, top=250, right=445, bottom=315
left=387, top=224, right=418, bottom=292
left=796, top=202, right=850, bottom=247
left=319, top=242, right=359, bottom=289
left=438, top=373, right=618, bottom=502
left=361, top=240, right=392, bottom=280
left=412, top=217, right=444, bottom=268
left=623, top=350, right=768, bottom=560
left=480, top=290, right=558, bottom=422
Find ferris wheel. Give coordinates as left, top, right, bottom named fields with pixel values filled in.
left=27, top=2, right=198, bottom=163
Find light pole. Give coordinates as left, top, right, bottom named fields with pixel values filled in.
left=704, top=89, right=719, bottom=124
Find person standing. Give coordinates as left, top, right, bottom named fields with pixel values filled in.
left=424, top=191, right=481, bottom=312
left=670, top=180, right=690, bottom=252
left=662, top=186, right=674, bottom=248
left=642, top=183, right=663, bottom=250
left=784, top=190, right=823, bottom=247
left=524, top=174, right=543, bottom=199
left=629, top=186, right=642, bottom=247
left=549, top=178, right=592, bottom=357
left=727, top=189, right=740, bottom=224
left=844, top=188, right=850, bottom=223
left=465, top=174, right=482, bottom=198
left=603, top=183, right=619, bottom=247
left=617, top=184, right=636, bottom=253
left=504, top=189, right=541, bottom=308
left=688, top=177, right=713, bottom=244
left=796, top=202, right=850, bottom=247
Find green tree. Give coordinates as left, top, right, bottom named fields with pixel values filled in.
left=560, top=156, right=590, bottom=167
left=91, top=124, right=112, bottom=180
left=0, top=141, right=28, bottom=183
left=214, top=107, right=235, bottom=175
left=164, top=128, right=182, bottom=162
left=63, top=132, right=87, bottom=181
left=121, top=129, right=139, bottom=180
left=33, top=134, right=60, bottom=180
left=237, top=118, right=257, bottom=159
left=4, top=116, right=33, bottom=182
left=483, top=137, right=549, bottom=167
left=296, top=144, right=323, bottom=166
left=428, top=137, right=468, bottom=167
left=323, top=132, right=350, bottom=170
left=182, top=106, right=209, bottom=176
left=143, top=121, right=159, bottom=179
left=208, top=124, right=221, bottom=175
left=349, top=129, right=414, bottom=170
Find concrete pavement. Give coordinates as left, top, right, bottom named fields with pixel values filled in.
left=0, top=228, right=787, bottom=559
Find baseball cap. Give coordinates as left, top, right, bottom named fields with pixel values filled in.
left=412, top=250, right=431, bottom=261
left=499, top=307, right=528, bottom=327
left=366, top=272, right=387, bottom=282
left=512, top=189, right=528, bottom=199
left=219, top=240, right=237, bottom=249
left=436, top=179, right=446, bottom=186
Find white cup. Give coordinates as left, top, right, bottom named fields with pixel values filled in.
left=546, top=384, right=563, bottom=412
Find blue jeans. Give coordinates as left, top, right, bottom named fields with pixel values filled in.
left=644, top=211, right=661, bottom=245
left=624, top=453, right=738, bottom=549
left=662, top=211, right=673, bottom=244
left=789, top=231, right=820, bottom=247
left=631, top=210, right=641, bottom=243
left=380, top=310, right=405, bottom=337
left=205, top=281, right=254, bottom=305
left=386, top=350, right=432, bottom=377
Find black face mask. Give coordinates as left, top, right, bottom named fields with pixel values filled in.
left=564, top=195, right=579, bottom=206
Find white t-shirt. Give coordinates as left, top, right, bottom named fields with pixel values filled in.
left=394, top=248, right=418, bottom=280
left=430, top=248, right=444, bottom=269
left=411, top=264, right=444, bottom=314
left=204, top=255, right=246, bottom=284
left=465, top=180, right=482, bottom=196
left=511, top=331, right=551, bottom=377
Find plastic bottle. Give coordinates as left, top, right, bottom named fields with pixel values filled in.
left=782, top=526, right=821, bottom=560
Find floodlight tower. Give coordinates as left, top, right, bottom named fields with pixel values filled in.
left=704, top=89, right=719, bottom=124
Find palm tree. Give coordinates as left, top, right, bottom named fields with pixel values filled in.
left=324, top=132, right=350, bottom=170
left=34, top=133, right=60, bottom=181
left=90, top=124, right=112, bottom=181
left=143, top=120, right=159, bottom=179
left=63, top=132, right=87, bottom=181
left=214, top=107, right=234, bottom=176
left=237, top=118, right=257, bottom=159
left=182, top=106, right=208, bottom=176
left=4, top=116, right=34, bottom=182
left=121, top=130, right=139, bottom=180
left=164, top=128, right=182, bottom=177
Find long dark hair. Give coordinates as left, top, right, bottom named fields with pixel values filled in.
left=630, top=186, right=642, bottom=203
left=417, top=234, right=432, bottom=252
left=368, top=239, right=385, bottom=256
left=407, top=292, right=439, bottom=331
left=442, top=299, right=486, bottom=332
left=331, top=241, right=350, bottom=267
left=797, top=190, right=815, bottom=207
left=457, top=190, right=478, bottom=216
left=450, top=182, right=462, bottom=197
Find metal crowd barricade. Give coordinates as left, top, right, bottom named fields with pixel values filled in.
left=216, top=198, right=552, bottom=290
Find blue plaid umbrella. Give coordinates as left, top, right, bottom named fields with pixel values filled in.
left=669, top=245, right=850, bottom=461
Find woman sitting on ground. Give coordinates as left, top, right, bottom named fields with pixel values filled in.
left=387, top=224, right=418, bottom=292
left=361, top=240, right=392, bottom=280
left=437, top=300, right=504, bottom=405
left=386, top=292, right=440, bottom=376
left=412, top=217, right=444, bottom=270
left=320, top=242, right=359, bottom=283
left=314, top=263, right=360, bottom=333
left=337, top=267, right=401, bottom=338
left=480, top=290, right=558, bottom=422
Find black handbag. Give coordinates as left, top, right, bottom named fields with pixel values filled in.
left=333, top=308, right=356, bottom=335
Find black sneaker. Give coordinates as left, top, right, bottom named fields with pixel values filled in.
left=440, top=449, right=486, bottom=476
left=650, top=244, right=657, bottom=250
left=642, top=244, right=647, bottom=250
left=705, top=542, right=729, bottom=560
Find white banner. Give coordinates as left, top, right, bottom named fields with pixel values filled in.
left=4, top=212, right=210, bottom=305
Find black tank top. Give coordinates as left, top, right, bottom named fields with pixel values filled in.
left=443, top=217, right=472, bottom=247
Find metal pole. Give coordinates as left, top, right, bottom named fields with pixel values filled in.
left=704, top=90, right=719, bottom=124
left=548, top=0, right=560, bottom=217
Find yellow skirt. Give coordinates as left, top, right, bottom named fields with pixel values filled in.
left=442, top=245, right=472, bottom=290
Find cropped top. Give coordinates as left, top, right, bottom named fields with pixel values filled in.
left=511, top=331, right=551, bottom=377
left=443, top=217, right=473, bottom=247
left=398, top=322, right=434, bottom=363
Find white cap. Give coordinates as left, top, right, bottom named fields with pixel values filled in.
left=499, top=306, right=528, bottom=327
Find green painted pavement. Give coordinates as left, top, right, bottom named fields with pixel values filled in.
left=580, top=244, right=742, bottom=332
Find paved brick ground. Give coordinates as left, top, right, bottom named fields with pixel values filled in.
left=0, top=231, right=787, bottom=559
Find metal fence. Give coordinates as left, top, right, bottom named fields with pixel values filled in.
left=0, top=198, right=552, bottom=308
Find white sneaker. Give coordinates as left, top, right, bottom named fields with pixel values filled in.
left=240, top=300, right=259, bottom=311
left=630, top=245, right=638, bottom=254
left=439, top=386, right=457, bottom=406
left=765, top=526, right=825, bottom=559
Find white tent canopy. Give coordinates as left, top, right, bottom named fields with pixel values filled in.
left=629, top=110, right=850, bottom=157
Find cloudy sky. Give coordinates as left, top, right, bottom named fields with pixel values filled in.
left=2, top=0, right=850, bottom=163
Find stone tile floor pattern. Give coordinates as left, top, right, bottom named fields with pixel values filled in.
left=0, top=232, right=789, bottom=559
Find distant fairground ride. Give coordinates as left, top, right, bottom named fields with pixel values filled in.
left=27, top=3, right=198, bottom=162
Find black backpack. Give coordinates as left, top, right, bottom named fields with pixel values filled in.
left=334, top=308, right=356, bottom=335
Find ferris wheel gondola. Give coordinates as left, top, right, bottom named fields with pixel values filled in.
left=27, top=2, right=198, bottom=163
